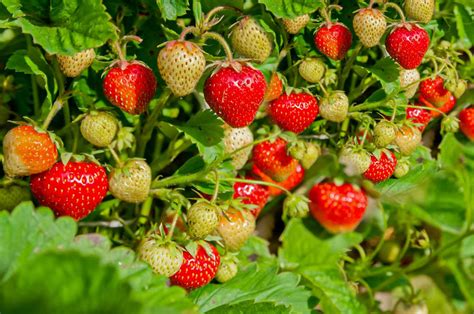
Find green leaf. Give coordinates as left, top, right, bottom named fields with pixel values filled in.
left=237, top=236, right=275, bottom=267
left=258, top=0, right=323, bottom=18
left=5, top=48, right=57, bottom=107
left=454, top=4, right=474, bottom=48
left=190, top=263, right=314, bottom=313
left=279, top=218, right=363, bottom=269
left=368, top=57, right=400, bottom=94
left=156, top=0, right=189, bottom=21
left=174, top=155, right=206, bottom=175
left=173, top=110, right=224, bottom=147
left=4, top=0, right=116, bottom=54
left=0, top=202, right=76, bottom=281
left=301, top=265, right=367, bottom=314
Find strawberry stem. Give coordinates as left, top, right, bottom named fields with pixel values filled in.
left=203, top=6, right=240, bottom=28
left=390, top=100, right=398, bottom=122
left=219, top=177, right=292, bottom=196
left=383, top=2, right=406, bottom=24
left=201, top=31, right=234, bottom=62
left=318, top=82, right=329, bottom=96
left=166, top=209, right=181, bottom=241
left=108, top=144, right=124, bottom=168
left=210, top=171, right=220, bottom=203
left=113, top=40, right=126, bottom=62
left=42, top=99, right=63, bottom=130
left=179, top=26, right=201, bottom=40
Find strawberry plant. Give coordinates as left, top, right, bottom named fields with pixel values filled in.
left=0, top=0, right=473, bottom=313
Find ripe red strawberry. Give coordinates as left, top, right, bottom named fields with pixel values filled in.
left=309, top=182, right=368, bottom=233
left=459, top=107, right=474, bottom=141
left=319, top=91, right=348, bottom=123
left=419, top=76, right=451, bottom=107
left=252, top=138, right=299, bottom=182
left=3, top=125, right=58, bottom=177
left=204, top=64, right=266, bottom=127
left=138, top=239, right=183, bottom=276
left=314, top=23, right=352, bottom=60
left=298, top=58, right=326, bottom=83
left=186, top=201, right=219, bottom=239
left=419, top=94, right=456, bottom=118
left=394, top=125, right=422, bottom=155
left=405, top=0, right=434, bottom=23
left=231, top=16, right=273, bottom=63
left=353, top=8, right=387, bottom=48
left=406, top=105, right=431, bottom=131
left=216, top=208, right=255, bottom=251
left=223, top=125, right=253, bottom=170
left=251, top=163, right=304, bottom=197
left=385, top=23, right=429, bottom=69
left=109, top=159, right=151, bottom=203
left=264, top=72, right=283, bottom=102
left=57, top=49, right=95, bottom=77
left=233, top=177, right=269, bottom=217
left=30, top=161, right=108, bottom=220
left=103, top=61, right=157, bottom=115
left=170, top=243, right=220, bottom=289
left=268, top=92, right=319, bottom=133
left=157, top=40, right=206, bottom=97
left=363, top=151, right=397, bottom=183
left=80, top=111, right=118, bottom=147
left=282, top=14, right=310, bottom=34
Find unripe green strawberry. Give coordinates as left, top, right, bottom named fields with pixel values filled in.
left=339, top=147, right=371, bottom=176
left=282, top=14, right=310, bottom=34
left=441, top=115, right=460, bottom=134
left=374, top=120, right=397, bottom=148
left=223, top=124, right=253, bottom=170
left=405, top=0, right=434, bottom=23
left=288, top=140, right=321, bottom=169
left=394, top=125, right=421, bottom=155
left=216, top=209, right=255, bottom=252
left=298, top=58, right=326, bottom=83
left=157, top=40, right=206, bottom=97
left=80, top=111, right=118, bottom=147
left=378, top=240, right=401, bottom=263
left=394, top=159, right=410, bottom=178
left=400, top=69, right=420, bottom=99
left=353, top=8, right=387, bottom=48
left=231, top=16, right=273, bottom=63
left=57, top=49, right=95, bottom=77
left=215, top=256, right=238, bottom=283
left=138, top=239, right=183, bottom=277
left=0, top=184, right=31, bottom=211
left=453, top=79, right=467, bottom=98
left=187, top=201, right=219, bottom=239
left=283, top=194, right=309, bottom=218
left=109, top=159, right=151, bottom=203
left=319, top=91, right=349, bottom=122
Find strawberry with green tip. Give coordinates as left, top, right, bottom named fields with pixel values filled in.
left=204, top=64, right=266, bottom=127
left=170, top=243, right=220, bottom=289
left=3, top=125, right=58, bottom=177
left=363, top=151, right=397, bottom=183
left=138, top=239, right=183, bottom=277
left=405, top=0, right=434, bottom=23
left=314, top=22, right=352, bottom=60
left=186, top=201, right=219, bottom=239
left=385, top=23, right=429, bottom=69
left=103, top=61, right=157, bottom=115
left=216, top=208, right=255, bottom=251
left=309, top=182, right=368, bottom=233
left=80, top=111, right=118, bottom=147
left=298, top=58, right=326, bottom=83
left=252, top=163, right=304, bottom=196
left=459, top=107, right=474, bottom=141
left=30, top=161, right=108, bottom=220
left=282, top=14, right=310, bottom=34
left=252, top=138, right=299, bottom=182
left=353, top=7, right=387, bottom=48
left=268, top=92, right=319, bottom=133
left=0, top=183, right=31, bottom=211
left=157, top=40, right=206, bottom=97
left=264, top=72, right=283, bottom=102
left=231, top=16, right=273, bottom=63
left=109, top=159, right=152, bottom=203
left=223, top=124, right=253, bottom=170
left=394, top=125, right=421, bottom=155
left=57, top=49, right=96, bottom=77
left=319, top=91, right=349, bottom=123
left=373, top=120, right=397, bottom=148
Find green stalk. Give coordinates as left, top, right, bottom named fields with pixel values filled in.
left=338, top=43, right=363, bottom=90
left=25, top=36, right=41, bottom=117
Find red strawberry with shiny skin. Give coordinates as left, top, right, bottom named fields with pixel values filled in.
left=309, top=182, right=368, bottom=233
left=419, top=94, right=456, bottom=118
left=406, top=105, right=432, bottom=131
left=30, top=161, right=108, bottom=220
left=233, top=176, right=269, bottom=217
left=419, top=76, right=451, bottom=107
left=385, top=23, right=429, bottom=69
left=204, top=64, right=266, bottom=127
left=363, top=151, right=397, bottom=183
left=268, top=92, right=319, bottom=133
left=251, top=163, right=304, bottom=197
left=252, top=138, right=298, bottom=182
left=314, top=23, right=352, bottom=60
left=103, top=61, right=157, bottom=115
left=170, top=243, right=220, bottom=289
left=459, top=107, right=474, bottom=141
